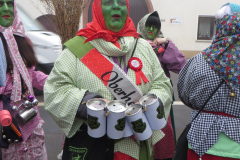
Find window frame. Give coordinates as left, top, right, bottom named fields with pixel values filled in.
left=197, top=15, right=216, bottom=41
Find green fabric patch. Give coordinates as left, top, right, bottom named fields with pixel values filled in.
left=139, top=140, right=154, bottom=160
left=64, top=36, right=94, bottom=59
left=189, top=132, right=240, bottom=159
left=68, top=146, right=87, bottom=160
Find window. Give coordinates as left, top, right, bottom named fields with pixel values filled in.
left=197, top=16, right=216, bottom=40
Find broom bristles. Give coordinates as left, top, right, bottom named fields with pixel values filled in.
left=40, top=0, right=89, bottom=43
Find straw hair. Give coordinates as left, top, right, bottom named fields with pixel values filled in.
left=40, top=0, right=89, bottom=43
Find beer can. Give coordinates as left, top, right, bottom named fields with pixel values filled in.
left=107, top=100, right=126, bottom=139
left=140, top=94, right=166, bottom=130
left=125, top=104, right=152, bottom=141
left=86, top=98, right=107, bottom=138
left=15, top=107, right=38, bottom=126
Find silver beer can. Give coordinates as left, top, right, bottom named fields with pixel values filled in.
left=125, top=104, right=152, bottom=141
left=107, top=100, right=126, bottom=139
left=15, top=108, right=38, bottom=126
left=139, top=94, right=166, bottom=130
left=86, top=98, right=107, bottom=138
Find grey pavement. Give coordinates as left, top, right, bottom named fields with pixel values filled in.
left=38, top=99, right=63, bottom=160
left=169, top=72, right=193, bottom=138
left=36, top=71, right=193, bottom=160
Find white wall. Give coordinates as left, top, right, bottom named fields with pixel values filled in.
left=17, top=0, right=240, bottom=52
left=151, top=0, right=240, bottom=51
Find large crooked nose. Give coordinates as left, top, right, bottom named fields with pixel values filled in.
left=3, top=3, right=10, bottom=12
left=112, top=1, right=120, bottom=9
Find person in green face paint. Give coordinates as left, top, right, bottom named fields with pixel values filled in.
left=0, top=0, right=48, bottom=159
left=145, top=24, right=159, bottom=41
left=45, top=1, right=173, bottom=160
left=0, top=0, right=14, bottom=27
left=138, top=11, right=186, bottom=160
left=101, top=0, right=128, bottom=32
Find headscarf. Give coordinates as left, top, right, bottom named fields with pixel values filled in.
left=216, top=3, right=240, bottom=19
left=202, top=12, right=240, bottom=89
left=0, top=1, right=33, bottom=102
left=137, top=11, right=164, bottom=40
left=76, top=0, right=139, bottom=48
left=224, top=3, right=240, bottom=13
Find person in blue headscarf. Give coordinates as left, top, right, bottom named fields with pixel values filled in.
left=177, top=3, right=240, bottom=160
left=0, top=38, right=6, bottom=87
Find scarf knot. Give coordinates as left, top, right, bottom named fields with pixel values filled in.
left=85, top=31, right=118, bottom=43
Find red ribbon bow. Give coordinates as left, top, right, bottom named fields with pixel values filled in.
left=128, top=57, right=149, bottom=85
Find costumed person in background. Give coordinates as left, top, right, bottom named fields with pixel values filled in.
left=0, top=38, right=6, bottom=87
left=137, top=11, right=186, bottom=160
left=178, top=3, right=240, bottom=160
left=0, top=0, right=48, bottom=159
left=44, top=0, right=172, bottom=160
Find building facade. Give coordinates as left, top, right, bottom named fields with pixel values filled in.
left=18, top=0, right=240, bottom=58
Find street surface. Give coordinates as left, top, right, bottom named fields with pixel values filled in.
left=37, top=71, right=193, bottom=160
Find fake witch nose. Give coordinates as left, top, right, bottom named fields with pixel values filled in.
left=113, top=1, right=120, bottom=8
left=3, top=3, right=10, bottom=10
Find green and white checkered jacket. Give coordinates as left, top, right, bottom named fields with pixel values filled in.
left=44, top=37, right=172, bottom=160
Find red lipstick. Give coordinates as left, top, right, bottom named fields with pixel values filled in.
left=112, top=14, right=121, bottom=19
left=2, top=15, right=10, bottom=18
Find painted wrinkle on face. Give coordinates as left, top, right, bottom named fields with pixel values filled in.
left=101, top=0, right=128, bottom=32
left=145, top=25, right=158, bottom=40
left=0, top=0, right=14, bottom=27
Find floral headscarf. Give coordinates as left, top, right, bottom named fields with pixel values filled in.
left=202, top=12, right=240, bottom=89
left=0, top=0, right=33, bottom=102
left=137, top=11, right=164, bottom=40
left=76, top=0, right=139, bottom=48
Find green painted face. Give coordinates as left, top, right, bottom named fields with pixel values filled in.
left=145, top=25, right=158, bottom=40
left=0, top=0, right=14, bottom=27
left=101, top=0, right=128, bottom=32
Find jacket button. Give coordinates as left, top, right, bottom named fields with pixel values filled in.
left=230, top=92, right=235, bottom=97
